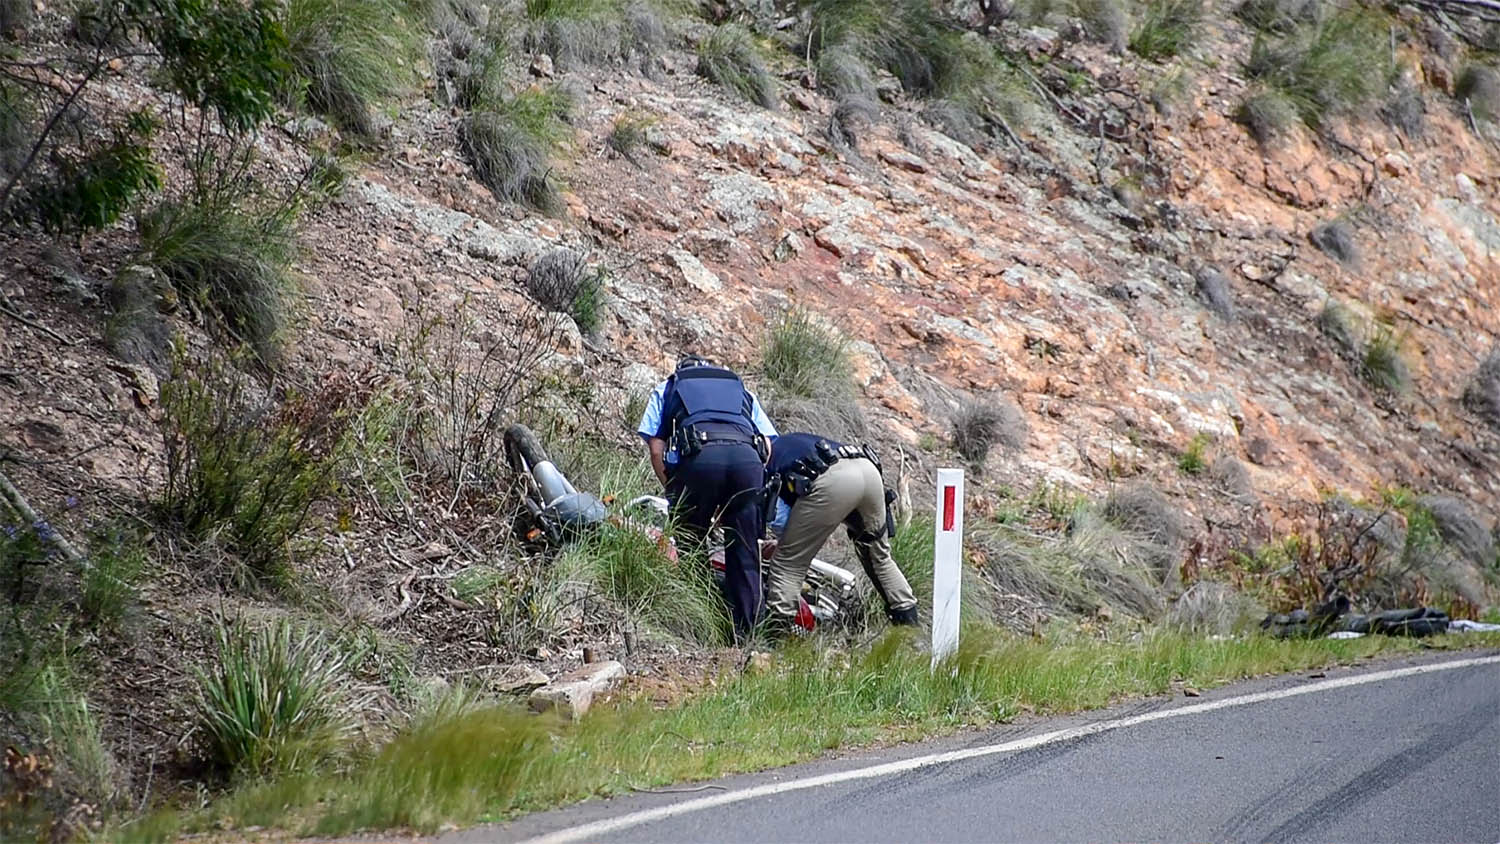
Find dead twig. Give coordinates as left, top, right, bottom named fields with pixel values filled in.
left=0, top=300, right=79, bottom=345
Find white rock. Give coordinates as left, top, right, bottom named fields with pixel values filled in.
left=529, top=660, right=625, bottom=720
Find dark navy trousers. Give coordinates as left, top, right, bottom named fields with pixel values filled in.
left=667, top=441, right=765, bottom=638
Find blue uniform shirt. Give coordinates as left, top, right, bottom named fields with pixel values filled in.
left=636, top=379, right=778, bottom=466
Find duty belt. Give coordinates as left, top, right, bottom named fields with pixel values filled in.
left=675, top=423, right=757, bottom=458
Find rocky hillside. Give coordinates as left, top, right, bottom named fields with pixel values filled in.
left=2, top=0, right=1499, bottom=830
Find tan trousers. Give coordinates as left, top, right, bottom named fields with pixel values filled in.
left=765, top=457, right=917, bottom=620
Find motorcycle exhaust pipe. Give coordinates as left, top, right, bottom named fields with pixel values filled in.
left=531, top=460, right=578, bottom=507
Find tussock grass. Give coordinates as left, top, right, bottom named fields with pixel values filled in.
left=1317, top=300, right=1361, bottom=358
left=1241, top=6, right=1392, bottom=131
left=0, top=659, right=117, bottom=808
left=1456, top=64, right=1500, bottom=122
left=555, top=521, right=729, bottom=646
left=816, top=45, right=877, bottom=101
left=697, top=24, right=775, bottom=108
left=1234, top=0, right=1322, bottom=33
left=139, top=200, right=297, bottom=360
left=195, top=619, right=361, bottom=778
left=78, top=530, right=145, bottom=630
left=460, top=87, right=573, bottom=211
left=607, top=111, right=656, bottom=163
left=951, top=397, right=1027, bottom=466
left=758, top=307, right=866, bottom=440
left=1236, top=86, right=1299, bottom=143
left=283, top=0, right=417, bottom=136
left=166, top=628, right=1483, bottom=838
left=524, top=0, right=627, bottom=69
left=1128, top=0, right=1202, bottom=61
left=1361, top=326, right=1410, bottom=394
left=1075, top=0, right=1128, bottom=52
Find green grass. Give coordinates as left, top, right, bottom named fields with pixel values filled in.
left=79, top=529, right=145, bottom=631
left=758, top=307, right=865, bottom=439
left=697, top=24, right=775, bottom=108
left=1128, top=0, right=1202, bottom=61
left=1361, top=326, right=1410, bottom=394
left=141, top=628, right=1499, bottom=839
left=194, top=618, right=361, bottom=779
left=1178, top=432, right=1211, bottom=474
left=460, top=86, right=574, bottom=211
left=1241, top=6, right=1392, bottom=132
left=283, top=0, right=418, bottom=136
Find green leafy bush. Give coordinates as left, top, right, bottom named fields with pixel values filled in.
left=1128, top=0, right=1202, bottom=61
left=1241, top=6, right=1391, bottom=131
left=158, top=354, right=354, bottom=584
left=697, top=24, right=775, bottom=108
left=195, top=618, right=359, bottom=778
left=140, top=200, right=297, bottom=359
left=283, top=0, right=417, bottom=135
left=32, top=112, right=163, bottom=234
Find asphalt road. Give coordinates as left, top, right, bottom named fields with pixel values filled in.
left=474, top=652, right=1500, bottom=844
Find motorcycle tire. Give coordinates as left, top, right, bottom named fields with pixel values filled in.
left=504, top=423, right=552, bottom=476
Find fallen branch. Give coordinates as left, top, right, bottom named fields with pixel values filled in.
left=0, top=299, right=78, bottom=346
left=0, top=466, right=87, bottom=566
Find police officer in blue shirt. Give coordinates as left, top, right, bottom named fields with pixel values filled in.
left=637, top=355, right=778, bottom=639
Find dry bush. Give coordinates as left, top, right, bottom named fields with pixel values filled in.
left=1075, top=0, right=1128, bottom=52
left=1309, top=219, right=1357, bottom=265
left=1463, top=348, right=1500, bottom=431
left=1419, top=495, right=1495, bottom=571
left=1164, top=581, right=1264, bottom=634
left=1456, top=64, right=1500, bottom=122
left=951, top=397, right=1027, bottom=466
left=397, top=300, right=565, bottom=498
left=1101, top=485, right=1184, bottom=554
left=1380, top=82, right=1425, bottom=138
left=1194, top=266, right=1235, bottom=320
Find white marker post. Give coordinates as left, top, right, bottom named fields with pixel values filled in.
left=931, top=468, right=964, bottom=669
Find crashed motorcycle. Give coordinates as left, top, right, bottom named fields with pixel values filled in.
left=503, top=424, right=860, bottom=632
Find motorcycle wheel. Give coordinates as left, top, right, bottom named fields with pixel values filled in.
left=504, top=423, right=553, bottom=476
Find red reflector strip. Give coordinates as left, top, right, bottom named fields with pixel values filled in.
left=942, top=486, right=956, bottom=531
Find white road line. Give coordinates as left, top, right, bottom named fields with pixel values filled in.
left=521, top=654, right=1500, bottom=844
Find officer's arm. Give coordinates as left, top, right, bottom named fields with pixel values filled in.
left=647, top=437, right=669, bottom=487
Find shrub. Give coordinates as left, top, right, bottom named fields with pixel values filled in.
left=1194, top=266, right=1234, bottom=320
left=1236, top=87, right=1299, bottom=143
left=194, top=618, right=359, bottom=778
left=78, top=530, right=145, bottom=631
left=1128, top=0, right=1202, bottom=61
left=1316, top=300, right=1360, bottom=358
left=158, top=354, right=354, bottom=584
left=1075, top=0, right=1128, bottom=52
left=1101, top=485, right=1184, bottom=551
left=808, top=0, right=966, bottom=98
left=1462, top=348, right=1500, bottom=431
left=139, top=200, right=297, bottom=360
left=697, top=24, right=775, bottom=108
left=283, top=0, right=417, bottom=136
left=1308, top=219, right=1356, bottom=265
left=1241, top=7, right=1391, bottom=130
left=1164, top=581, right=1263, bottom=634
left=1456, top=64, right=1500, bottom=122
left=1177, top=432, right=1210, bottom=474
left=30, top=112, right=163, bottom=234
left=526, top=248, right=606, bottom=335
left=1361, top=326, right=1409, bottom=394
left=951, top=397, right=1027, bottom=465
left=816, top=45, right=877, bottom=101
left=757, top=308, right=866, bottom=439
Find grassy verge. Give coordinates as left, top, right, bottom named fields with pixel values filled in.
left=128, top=628, right=1499, bottom=839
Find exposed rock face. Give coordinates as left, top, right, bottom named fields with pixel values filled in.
left=3, top=15, right=1497, bottom=542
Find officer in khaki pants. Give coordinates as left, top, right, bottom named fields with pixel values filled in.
left=763, top=432, right=919, bottom=631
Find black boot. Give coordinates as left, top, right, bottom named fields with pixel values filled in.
left=887, top=604, right=920, bottom=626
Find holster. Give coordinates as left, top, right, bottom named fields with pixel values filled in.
left=760, top=473, right=781, bottom=535
left=884, top=487, right=897, bottom=537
